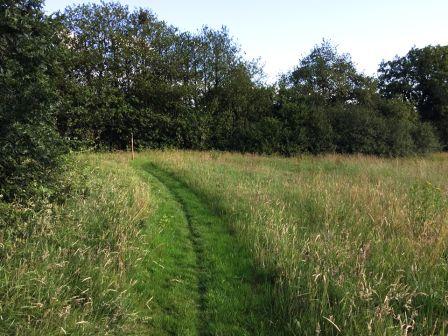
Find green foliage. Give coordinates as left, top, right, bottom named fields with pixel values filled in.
left=48, top=4, right=445, bottom=157
left=277, top=41, right=440, bottom=156
left=379, top=45, right=448, bottom=148
left=286, top=40, right=377, bottom=105
left=56, top=3, right=272, bottom=152
left=277, top=101, right=334, bottom=155
left=330, top=99, right=431, bottom=156
left=0, top=0, right=66, bottom=201
left=412, top=121, right=441, bottom=154
left=330, top=104, right=386, bottom=154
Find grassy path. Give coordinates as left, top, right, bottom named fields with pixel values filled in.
left=133, top=159, right=285, bottom=335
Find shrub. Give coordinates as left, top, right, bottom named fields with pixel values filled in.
left=330, top=105, right=387, bottom=155
left=412, top=122, right=441, bottom=154
left=0, top=0, right=66, bottom=202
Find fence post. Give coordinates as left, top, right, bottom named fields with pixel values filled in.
left=131, top=132, right=135, bottom=160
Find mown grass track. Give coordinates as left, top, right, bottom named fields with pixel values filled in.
left=133, top=159, right=288, bottom=335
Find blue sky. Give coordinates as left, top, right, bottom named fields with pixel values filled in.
left=45, top=0, right=448, bottom=82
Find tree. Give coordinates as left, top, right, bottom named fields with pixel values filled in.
left=277, top=41, right=439, bottom=156
left=284, top=40, right=377, bottom=106
left=57, top=2, right=139, bottom=149
left=379, top=45, right=448, bottom=148
left=51, top=3, right=441, bottom=157
left=0, top=0, right=65, bottom=201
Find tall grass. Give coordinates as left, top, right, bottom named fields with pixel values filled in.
left=3, top=150, right=446, bottom=334
left=143, top=151, right=448, bottom=335
left=0, top=153, right=150, bottom=335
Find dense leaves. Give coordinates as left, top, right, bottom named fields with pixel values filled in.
left=55, top=3, right=270, bottom=151
left=379, top=45, right=448, bottom=148
left=276, top=42, right=439, bottom=156
left=287, top=41, right=377, bottom=105
left=0, top=0, right=66, bottom=201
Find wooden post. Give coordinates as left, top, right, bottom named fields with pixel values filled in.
left=131, top=132, right=135, bottom=160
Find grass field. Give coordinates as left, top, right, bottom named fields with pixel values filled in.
left=139, top=151, right=448, bottom=335
left=1, top=151, right=447, bottom=335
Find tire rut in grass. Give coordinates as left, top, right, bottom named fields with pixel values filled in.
left=140, top=161, right=287, bottom=335
left=145, top=164, right=210, bottom=335
left=170, top=182, right=209, bottom=336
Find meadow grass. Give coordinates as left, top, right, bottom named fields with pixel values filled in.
left=0, top=153, right=151, bottom=335
left=1, top=151, right=288, bottom=335
left=141, top=150, right=448, bottom=335
left=1, top=151, right=447, bottom=335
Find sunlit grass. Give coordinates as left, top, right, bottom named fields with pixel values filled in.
left=0, top=153, right=151, bottom=335
left=2, top=151, right=446, bottom=335
left=142, top=150, right=448, bottom=335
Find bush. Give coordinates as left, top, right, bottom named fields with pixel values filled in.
left=0, top=0, right=66, bottom=202
left=252, top=117, right=284, bottom=154
left=328, top=99, right=440, bottom=157
left=277, top=102, right=335, bottom=155
left=330, top=105, right=387, bottom=155
left=412, top=122, right=441, bottom=154
left=0, top=123, right=66, bottom=201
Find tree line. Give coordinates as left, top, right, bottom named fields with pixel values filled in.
left=1, top=0, right=447, bottom=201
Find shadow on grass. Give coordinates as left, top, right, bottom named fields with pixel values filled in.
left=140, top=161, right=290, bottom=335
